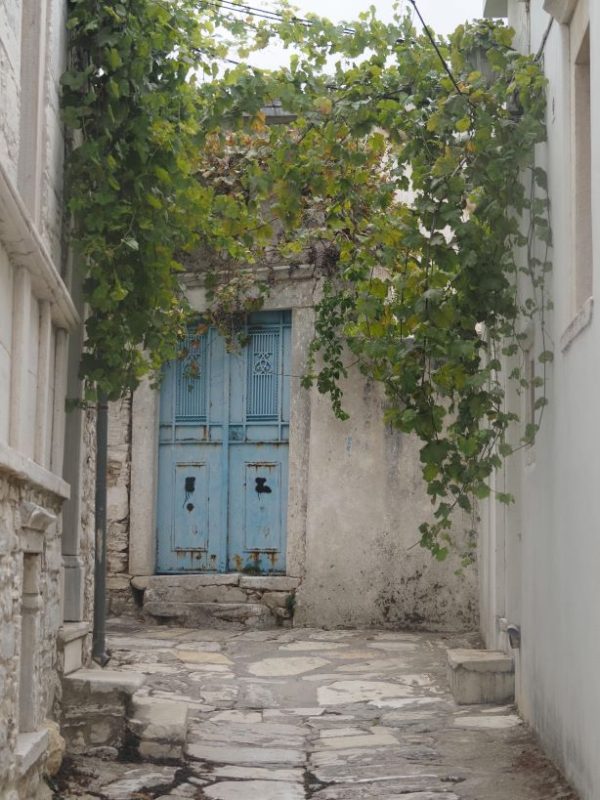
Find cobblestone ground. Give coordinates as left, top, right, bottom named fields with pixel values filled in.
left=56, top=619, right=577, bottom=800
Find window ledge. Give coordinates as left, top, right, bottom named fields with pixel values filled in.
left=0, top=161, right=79, bottom=331
left=15, top=729, right=49, bottom=777
left=0, top=441, right=70, bottom=499
left=543, top=0, right=577, bottom=24
left=560, top=296, right=593, bottom=352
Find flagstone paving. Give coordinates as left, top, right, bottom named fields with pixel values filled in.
left=55, top=619, right=577, bottom=799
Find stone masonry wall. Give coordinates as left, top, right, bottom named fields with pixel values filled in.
left=0, top=474, right=64, bottom=800
left=107, top=397, right=134, bottom=615
left=81, top=405, right=97, bottom=664
left=0, top=477, right=21, bottom=800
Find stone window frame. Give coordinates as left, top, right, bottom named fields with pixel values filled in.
left=14, top=501, right=57, bottom=778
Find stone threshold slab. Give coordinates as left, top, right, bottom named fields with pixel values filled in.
left=133, top=574, right=301, bottom=592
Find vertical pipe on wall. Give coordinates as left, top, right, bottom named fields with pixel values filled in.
left=92, top=393, right=109, bottom=665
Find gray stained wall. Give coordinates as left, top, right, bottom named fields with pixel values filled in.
left=106, top=271, right=478, bottom=631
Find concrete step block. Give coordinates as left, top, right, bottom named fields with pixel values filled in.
left=57, top=623, right=90, bottom=675
left=128, top=694, right=189, bottom=762
left=62, top=669, right=146, bottom=754
left=63, top=669, right=145, bottom=700
left=447, top=648, right=514, bottom=705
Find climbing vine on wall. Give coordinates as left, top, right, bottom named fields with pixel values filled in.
left=63, top=1, right=550, bottom=558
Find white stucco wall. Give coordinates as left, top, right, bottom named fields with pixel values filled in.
left=480, top=1, right=600, bottom=797
left=0, top=1, right=86, bottom=798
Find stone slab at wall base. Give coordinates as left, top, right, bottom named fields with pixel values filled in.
left=135, top=574, right=300, bottom=629
left=447, top=649, right=515, bottom=705
left=14, top=729, right=53, bottom=800
left=61, top=669, right=145, bottom=756
left=57, top=622, right=90, bottom=676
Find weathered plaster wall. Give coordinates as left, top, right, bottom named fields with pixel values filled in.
left=107, top=273, right=477, bottom=632
left=480, top=1, right=600, bottom=798
left=295, top=369, right=477, bottom=630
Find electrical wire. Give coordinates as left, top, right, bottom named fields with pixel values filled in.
left=405, top=0, right=466, bottom=99
left=197, top=0, right=356, bottom=35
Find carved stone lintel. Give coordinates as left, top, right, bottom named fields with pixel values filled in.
left=543, top=0, right=577, bottom=24
left=19, top=501, right=57, bottom=532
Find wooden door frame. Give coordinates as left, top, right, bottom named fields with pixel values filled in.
left=127, top=287, right=315, bottom=581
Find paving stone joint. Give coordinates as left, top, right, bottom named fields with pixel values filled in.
left=55, top=618, right=578, bottom=800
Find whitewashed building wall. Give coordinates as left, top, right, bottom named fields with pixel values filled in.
left=481, top=1, right=600, bottom=798
left=0, top=2, right=93, bottom=798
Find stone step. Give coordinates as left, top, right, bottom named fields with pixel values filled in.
left=447, top=648, right=515, bottom=705
left=134, top=573, right=301, bottom=592
left=137, top=573, right=300, bottom=628
left=62, top=669, right=145, bottom=755
left=143, top=600, right=276, bottom=629
left=145, top=584, right=249, bottom=605
left=128, top=694, right=189, bottom=762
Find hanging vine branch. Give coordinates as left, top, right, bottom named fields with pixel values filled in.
left=63, top=2, right=550, bottom=558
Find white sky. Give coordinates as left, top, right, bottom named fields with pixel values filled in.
left=239, top=0, right=485, bottom=70
left=288, top=0, right=484, bottom=33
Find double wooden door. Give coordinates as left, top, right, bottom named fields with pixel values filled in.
left=156, top=311, right=291, bottom=574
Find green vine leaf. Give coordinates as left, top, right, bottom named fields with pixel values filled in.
left=64, top=2, right=551, bottom=559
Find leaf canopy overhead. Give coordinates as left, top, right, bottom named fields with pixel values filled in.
left=63, top=0, right=549, bottom=556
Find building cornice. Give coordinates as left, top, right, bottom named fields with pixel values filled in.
left=543, top=0, right=577, bottom=24
left=483, top=0, right=508, bottom=17
left=0, top=441, right=70, bottom=499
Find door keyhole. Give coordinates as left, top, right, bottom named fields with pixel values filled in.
left=184, top=476, right=196, bottom=508
left=255, top=477, right=272, bottom=494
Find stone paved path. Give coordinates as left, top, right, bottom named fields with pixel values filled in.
left=56, top=619, right=577, bottom=800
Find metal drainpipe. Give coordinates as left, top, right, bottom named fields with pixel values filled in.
left=92, top=392, right=110, bottom=666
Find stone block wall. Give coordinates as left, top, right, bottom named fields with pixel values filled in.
left=107, top=396, right=134, bottom=615
left=80, top=406, right=97, bottom=664
left=0, top=474, right=64, bottom=800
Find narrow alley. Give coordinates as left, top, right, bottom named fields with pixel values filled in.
left=56, top=620, right=576, bottom=800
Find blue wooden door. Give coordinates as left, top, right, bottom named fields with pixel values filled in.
left=156, top=311, right=291, bottom=573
